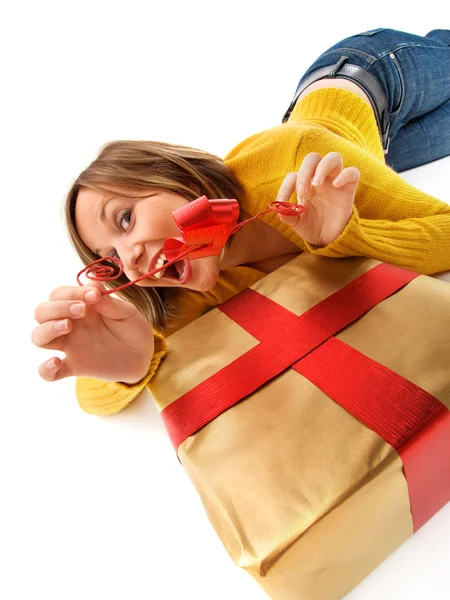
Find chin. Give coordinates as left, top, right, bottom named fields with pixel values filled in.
left=187, top=258, right=221, bottom=292
left=189, top=266, right=220, bottom=292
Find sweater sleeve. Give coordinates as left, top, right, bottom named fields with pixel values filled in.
left=304, top=202, right=450, bottom=275
left=75, top=329, right=167, bottom=416
left=289, top=90, right=450, bottom=274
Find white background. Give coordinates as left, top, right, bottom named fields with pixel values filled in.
left=1, top=2, right=449, bottom=599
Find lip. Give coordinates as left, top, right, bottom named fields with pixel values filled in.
left=177, top=258, right=191, bottom=284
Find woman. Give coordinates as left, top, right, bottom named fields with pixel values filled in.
left=32, top=28, right=450, bottom=415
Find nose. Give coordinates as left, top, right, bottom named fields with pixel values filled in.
left=118, top=242, right=144, bottom=273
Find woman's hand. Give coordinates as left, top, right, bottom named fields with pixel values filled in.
left=276, top=152, right=360, bottom=247
left=32, top=281, right=154, bottom=384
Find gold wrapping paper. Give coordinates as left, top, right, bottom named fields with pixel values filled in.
left=148, top=254, right=450, bottom=600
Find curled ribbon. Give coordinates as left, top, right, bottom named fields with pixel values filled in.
left=77, top=196, right=305, bottom=294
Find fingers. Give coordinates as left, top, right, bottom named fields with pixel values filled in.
left=38, top=357, right=73, bottom=382
left=33, top=297, right=89, bottom=348
left=47, top=283, right=134, bottom=321
left=276, top=172, right=298, bottom=203
left=49, top=283, right=104, bottom=303
left=310, top=152, right=343, bottom=187
left=34, top=300, right=86, bottom=324
left=276, top=153, right=323, bottom=202
left=38, top=357, right=61, bottom=381
left=296, top=152, right=324, bottom=194
left=332, top=166, right=360, bottom=188
left=93, top=293, right=136, bottom=320
left=277, top=152, right=347, bottom=204
left=32, top=318, right=73, bottom=348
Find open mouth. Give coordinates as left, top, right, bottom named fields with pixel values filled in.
left=154, top=258, right=190, bottom=283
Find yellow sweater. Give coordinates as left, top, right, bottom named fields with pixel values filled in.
left=76, top=88, right=450, bottom=416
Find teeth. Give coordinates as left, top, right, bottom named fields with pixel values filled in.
left=153, top=251, right=168, bottom=279
left=152, top=253, right=187, bottom=281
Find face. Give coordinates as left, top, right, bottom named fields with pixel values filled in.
left=75, top=187, right=223, bottom=292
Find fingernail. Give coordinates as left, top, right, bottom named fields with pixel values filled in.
left=85, top=291, right=97, bottom=302
left=47, top=358, right=57, bottom=369
left=276, top=195, right=285, bottom=203
left=312, top=176, right=323, bottom=186
left=54, top=319, right=68, bottom=331
left=297, top=184, right=306, bottom=195
left=69, top=303, right=85, bottom=316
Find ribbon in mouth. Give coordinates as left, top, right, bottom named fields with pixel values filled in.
left=77, top=196, right=305, bottom=294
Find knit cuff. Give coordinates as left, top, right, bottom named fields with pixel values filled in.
left=303, top=204, right=450, bottom=275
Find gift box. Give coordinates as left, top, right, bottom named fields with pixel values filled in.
left=148, top=254, right=450, bottom=600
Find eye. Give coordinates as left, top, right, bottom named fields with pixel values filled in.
left=116, top=208, right=132, bottom=231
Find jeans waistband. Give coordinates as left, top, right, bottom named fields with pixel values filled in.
left=282, top=56, right=391, bottom=153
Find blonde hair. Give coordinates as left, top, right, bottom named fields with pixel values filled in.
left=65, top=140, right=244, bottom=329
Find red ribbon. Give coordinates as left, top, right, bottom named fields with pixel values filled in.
left=77, top=196, right=305, bottom=294
left=160, top=263, right=450, bottom=531
left=163, top=195, right=240, bottom=262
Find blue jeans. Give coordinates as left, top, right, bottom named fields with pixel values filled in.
left=285, top=28, right=450, bottom=172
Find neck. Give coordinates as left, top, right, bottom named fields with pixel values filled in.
left=219, top=216, right=252, bottom=270
left=218, top=211, right=302, bottom=272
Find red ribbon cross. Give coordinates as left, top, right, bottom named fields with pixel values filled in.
left=161, top=263, right=450, bottom=531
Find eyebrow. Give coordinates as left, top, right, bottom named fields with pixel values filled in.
left=99, top=197, right=116, bottom=222
left=94, top=197, right=117, bottom=255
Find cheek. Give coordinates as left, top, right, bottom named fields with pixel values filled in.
left=140, top=204, right=181, bottom=238
left=123, top=268, right=136, bottom=282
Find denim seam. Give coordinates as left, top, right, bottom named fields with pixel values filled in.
left=372, top=44, right=426, bottom=62
left=315, top=47, right=378, bottom=63
left=383, top=53, right=406, bottom=116
left=317, top=42, right=430, bottom=66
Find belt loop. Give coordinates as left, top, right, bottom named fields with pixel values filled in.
left=328, top=56, right=348, bottom=78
